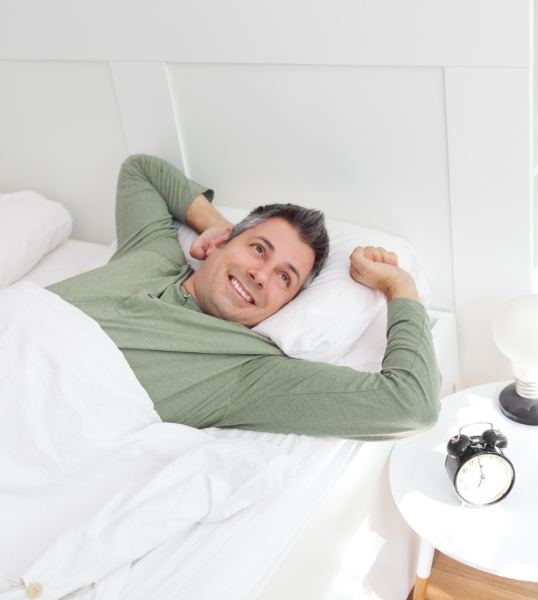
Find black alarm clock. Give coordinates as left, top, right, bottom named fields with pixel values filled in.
left=445, top=422, right=515, bottom=507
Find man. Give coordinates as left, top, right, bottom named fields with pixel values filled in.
left=49, top=154, right=440, bottom=439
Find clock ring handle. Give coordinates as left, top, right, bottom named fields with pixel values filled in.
left=456, top=421, right=494, bottom=436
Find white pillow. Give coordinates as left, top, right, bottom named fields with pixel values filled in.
left=335, top=304, right=388, bottom=373
left=0, top=191, right=73, bottom=288
left=176, top=205, right=431, bottom=364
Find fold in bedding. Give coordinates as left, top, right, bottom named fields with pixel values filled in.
left=0, top=283, right=297, bottom=600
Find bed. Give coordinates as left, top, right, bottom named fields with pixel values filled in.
left=1, top=3, right=480, bottom=595
left=0, top=193, right=458, bottom=600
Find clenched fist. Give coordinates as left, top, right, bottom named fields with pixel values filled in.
left=190, top=225, right=232, bottom=260
left=350, top=246, right=419, bottom=301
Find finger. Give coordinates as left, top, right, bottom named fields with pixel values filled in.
left=357, top=246, right=373, bottom=261
left=365, top=246, right=383, bottom=263
left=350, top=246, right=370, bottom=273
left=190, top=239, right=208, bottom=260
left=349, top=246, right=365, bottom=265
left=387, top=251, right=398, bottom=266
left=377, top=248, right=398, bottom=267
left=349, top=263, right=363, bottom=281
left=189, top=241, right=203, bottom=259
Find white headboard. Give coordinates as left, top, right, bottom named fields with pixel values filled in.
left=0, top=0, right=534, bottom=388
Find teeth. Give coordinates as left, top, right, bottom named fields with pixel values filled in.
left=231, top=278, right=253, bottom=303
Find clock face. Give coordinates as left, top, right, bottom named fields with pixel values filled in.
left=455, top=452, right=514, bottom=506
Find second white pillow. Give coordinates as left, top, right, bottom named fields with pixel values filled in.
left=0, top=191, right=73, bottom=289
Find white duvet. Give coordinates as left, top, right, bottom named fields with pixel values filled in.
left=0, top=283, right=297, bottom=600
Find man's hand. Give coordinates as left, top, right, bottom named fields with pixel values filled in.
left=350, top=246, right=419, bottom=301
left=190, top=225, right=232, bottom=260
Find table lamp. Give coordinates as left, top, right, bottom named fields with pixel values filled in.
left=493, top=293, right=538, bottom=425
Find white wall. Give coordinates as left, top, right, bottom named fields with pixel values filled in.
left=168, top=63, right=454, bottom=305
left=1, top=0, right=530, bottom=66
left=0, top=61, right=126, bottom=244
left=0, top=0, right=534, bottom=387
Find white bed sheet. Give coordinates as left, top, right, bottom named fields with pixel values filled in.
left=17, top=239, right=458, bottom=600
left=21, top=239, right=116, bottom=288
left=120, top=430, right=360, bottom=600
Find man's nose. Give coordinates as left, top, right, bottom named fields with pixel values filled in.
left=248, top=266, right=270, bottom=288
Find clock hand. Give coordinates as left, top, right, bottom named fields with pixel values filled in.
left=477, top=458, right=485, bottom=488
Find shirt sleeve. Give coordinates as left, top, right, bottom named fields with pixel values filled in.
left=222, top=299, right=441, bottom=440
left=113, top=154, right=214, bottom=258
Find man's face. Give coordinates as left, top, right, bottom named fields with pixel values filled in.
left=188, top=217, right=315, bottom=327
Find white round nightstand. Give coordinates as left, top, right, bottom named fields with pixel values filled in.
left=389, top=382, right=538, bottom=600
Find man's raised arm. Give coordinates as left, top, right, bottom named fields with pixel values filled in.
left=221, top=245, right=440, bottom=440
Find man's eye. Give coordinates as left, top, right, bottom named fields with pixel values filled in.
left=280, top=273, right=290, bottom=285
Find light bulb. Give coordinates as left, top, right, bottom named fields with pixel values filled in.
left=493, top=294, right=538, bottom=399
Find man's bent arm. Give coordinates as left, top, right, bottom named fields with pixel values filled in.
left=114, top=154, right=221, bottom=257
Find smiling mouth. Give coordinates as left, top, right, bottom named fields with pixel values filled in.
left=228, top=275, right=255, bottom=304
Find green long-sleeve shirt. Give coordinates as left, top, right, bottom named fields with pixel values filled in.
left=49, top=154, right=440, bottom=439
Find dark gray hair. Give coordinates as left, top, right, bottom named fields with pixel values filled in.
left=229, top=203, right=329, bottom=288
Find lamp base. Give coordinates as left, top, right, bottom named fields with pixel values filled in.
left=499, top=383, right=538, bottom=425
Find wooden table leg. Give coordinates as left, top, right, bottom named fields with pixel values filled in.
left=413, top=538, right=435, bottom=600
left=413, top=576, right=428, bottom=600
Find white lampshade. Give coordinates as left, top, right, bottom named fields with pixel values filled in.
left=493, top=293, right=538, bottom=400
